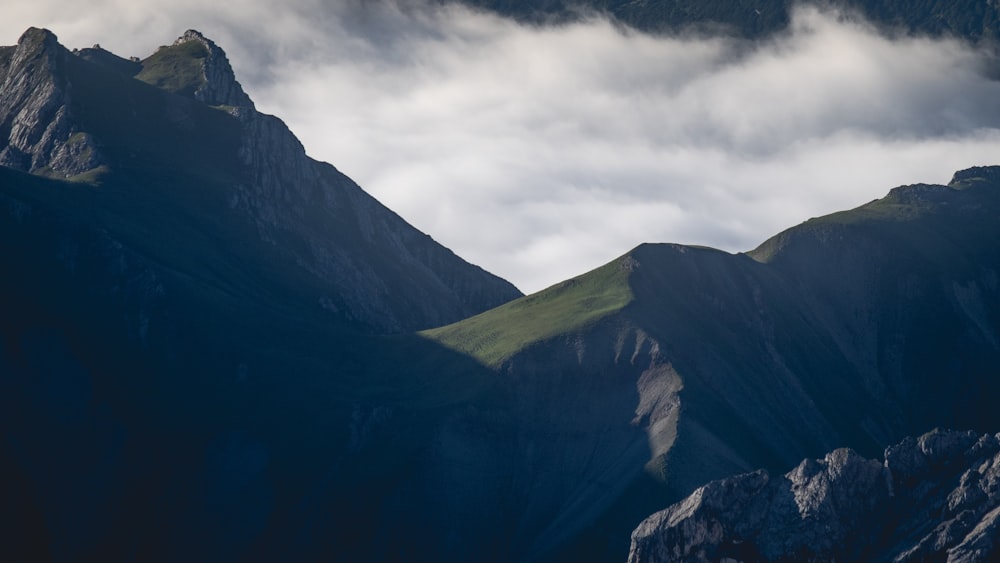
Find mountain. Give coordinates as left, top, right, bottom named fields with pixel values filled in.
left=447, top=0, right=1000, bottom=41
left=0, top=27, right=521, bottom=335
left=419, top=166, right=1000, bottom=560
left=628, top=428, right=1000, bottom=562
left=4, top=25, right=1000, bottom=563
left=0, top=27, right=521, bottom=562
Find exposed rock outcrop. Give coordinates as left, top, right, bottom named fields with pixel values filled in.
left=629, top=429, right=1000, bottom=562
left=0, top=28, right=102, bottom=178
left=168, top=29, right=255, bottom=109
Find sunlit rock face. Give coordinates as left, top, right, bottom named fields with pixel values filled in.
left=0, top=29, right=104, bottom=178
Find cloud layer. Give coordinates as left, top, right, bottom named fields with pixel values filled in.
left=5, top=2, right=1000, bottom=292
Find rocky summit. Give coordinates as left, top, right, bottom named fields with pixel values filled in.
left=629, top=428, right=1000, bottom=562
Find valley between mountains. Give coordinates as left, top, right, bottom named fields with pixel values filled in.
left=2, top=23, right=1000, bottom=563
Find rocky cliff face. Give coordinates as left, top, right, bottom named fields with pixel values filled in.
left=0, top=28, right=102, bottom=178
left=629, top=428, right=1000, bottom=562
left=167, top=29, right=255, bottom=109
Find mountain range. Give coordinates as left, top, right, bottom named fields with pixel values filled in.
left=446, top=0, right=1000, bottom=41
left=2, top=23, right=1000, bottom=563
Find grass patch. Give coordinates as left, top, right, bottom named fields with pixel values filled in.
left=749, top=183, right=962, bottom=263
left=422, top=257, right=634, bottom=366
left=66, top=165, right=110, bottom=184
left=136, top=40, right=208, bottom=98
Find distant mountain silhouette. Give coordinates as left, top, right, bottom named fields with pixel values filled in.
left=447, top=0, right=1000, bottom=41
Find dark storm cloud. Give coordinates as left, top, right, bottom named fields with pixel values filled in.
left=5, top=2, right=1000, bottom=292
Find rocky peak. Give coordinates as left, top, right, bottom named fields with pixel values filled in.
left=950, top=165, right=1000, bottom=187
left=0, top=27, right=102, bottom=178
left=164, top=29, right=254, bottom=109
left=15, top=26, right=60, bottom=52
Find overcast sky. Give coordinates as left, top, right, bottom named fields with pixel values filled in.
left=6, top=1, right=1000, bottom=293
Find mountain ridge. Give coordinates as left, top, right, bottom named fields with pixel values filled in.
left=446, top=0, right=1000, bottom=42
left=0, top=27, right=521, bottom=333
left=0, top=28, right=522, bottom=561
left=419, top=165, right=1000, bottom=560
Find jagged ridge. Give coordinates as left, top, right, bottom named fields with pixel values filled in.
left=629, top=428, right=1000, bottom=562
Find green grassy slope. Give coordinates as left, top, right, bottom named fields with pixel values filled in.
left=423, top=256, right=633, bottom=366
left=135, top=39, right=209, bottom=97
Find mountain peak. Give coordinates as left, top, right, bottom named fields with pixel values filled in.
left=0, top=27, right=104, bottom=179
left=16, top=27, right=59, bottom=50
left=950, top=165, right=1000, bottom=187
left=137, top=29, right=254, bottom=110
left=174, top=29, right=210, bottom=45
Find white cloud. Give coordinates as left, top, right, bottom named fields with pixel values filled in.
left=4, top=2, right=1000, bottom=293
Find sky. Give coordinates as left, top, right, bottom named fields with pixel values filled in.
left=5, top=1, right=1000, bottom=293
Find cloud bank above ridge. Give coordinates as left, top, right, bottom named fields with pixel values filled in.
left=5, top=1, right=1000, bottom=293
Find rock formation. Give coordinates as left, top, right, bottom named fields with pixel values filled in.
left=0, top=28, right=103, bottom=178
left=629, top=429, right=1000, bottom=562
left=168, top=29, right=255, bottom=109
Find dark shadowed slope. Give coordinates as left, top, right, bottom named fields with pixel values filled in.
left=422, top=166, right=1000, bottom=561
left=0, top=27, right=520, bottom=562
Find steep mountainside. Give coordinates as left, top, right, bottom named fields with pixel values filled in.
left=0, top=28, right=520, bottom=334
left=421, top=167, right=1000, bottom=561
left=629, top=428, right=1000, bottom=562
left=0, top=27, right=520, bottom=562
left=449, top=0, right=1000, bottom=41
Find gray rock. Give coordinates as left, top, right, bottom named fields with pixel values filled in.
left=0, top=28, right=103, bottom=178
left=170, top=30, right=255, bottom=110
left=629, top=429, right=1000, bottom=563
